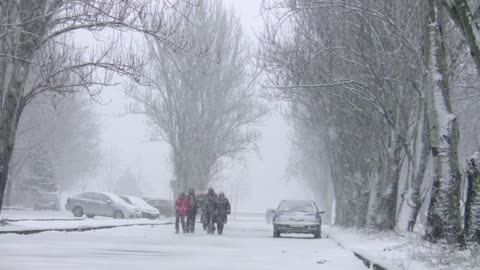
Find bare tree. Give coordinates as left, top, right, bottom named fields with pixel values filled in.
left=129, top=0, right=265, bottom=192
left=0, top=0, right=187, bottom=212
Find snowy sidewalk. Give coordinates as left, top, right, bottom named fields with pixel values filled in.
left=0, top=210, right=173, bottom=234
left=324, top=226, right=479, bottom=270
left=0, top=218, right=172, bottom=234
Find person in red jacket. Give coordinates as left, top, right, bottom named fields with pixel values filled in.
left=175, top=192, right=190, bottom=233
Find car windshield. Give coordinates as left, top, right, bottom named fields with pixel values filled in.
left=278, top=201, right=315, bottom=213
left=128, top=197, right=150, bottom=208
left=120, top=196, right=132, bottom=204
left=102, top=193, right=125, bottom=204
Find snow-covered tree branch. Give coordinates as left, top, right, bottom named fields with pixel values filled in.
left=0, top=0, right=189, bottom=212
left=128, top=0, right=265, bottom=192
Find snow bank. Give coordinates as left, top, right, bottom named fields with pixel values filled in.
left=0, top=209, right=80, bottom=220
left=0, top=218, right=172, bottom=234
left=0, top=210, right=172, bottom=234
left=325, top=226, right=479, bottom=270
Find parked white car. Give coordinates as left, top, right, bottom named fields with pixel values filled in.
left=65, top=192, right=141, bottom=219
left=120, top=195, right=160, bottom=219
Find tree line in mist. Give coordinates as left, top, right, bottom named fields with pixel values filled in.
left=259, top=0, right=480, bottom=246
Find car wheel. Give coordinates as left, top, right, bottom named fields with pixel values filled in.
left=72, top=206, right=83, bottom=217
left=273, top=226, right=280, bottom=238
left=314, top=228, right=321, bottom=239
left=113, top=210, right=124, bottom=219
left=86, top=214, right=95, bottom=218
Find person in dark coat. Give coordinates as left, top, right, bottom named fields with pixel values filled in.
left=215, top=192, right=231, bottom=235
left=197, top=193, right=208, bottom=231
left=186, top=188, right=198, bottom=233
left=205, top=187, right=218, bottom=234
left=175, top=192, right=190, bottom=233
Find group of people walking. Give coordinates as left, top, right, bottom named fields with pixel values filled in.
left=175, top=187, right=231, bottom=235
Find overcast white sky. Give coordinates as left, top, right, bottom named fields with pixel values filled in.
left=92, top=0, right=312, bottom=212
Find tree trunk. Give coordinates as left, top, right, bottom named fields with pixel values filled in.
left=465, top=152, right=480, bottom=243
left=0, top=62, right=29, bottom=214
left=4, top=180, right=12, bottom=207
left=354, top=177, right=370, bottom=228
left=425, top=0, right=464, bottom=245
left=333, top=176, right=347, bottom=226
left=407, top=101, right=430, bottom=232
left=376, top=128, right=403, bottom=230
left=367, top=150, right=383, bottom=228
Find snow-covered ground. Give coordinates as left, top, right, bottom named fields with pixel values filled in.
left=326, top=226, right=480, bottom=270
left=0, top=214, right=367, bottom=270
left=0, top=209, right=172, bottom=232
left=0, top=218, right=171, bottom=232
left=1, top=209, right=83, bottom=220
left=3, top=210, right=477, bottom=269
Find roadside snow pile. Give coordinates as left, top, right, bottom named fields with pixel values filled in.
left=325, top=226, right=479, bottom=270
left=0, top=212, right=171, bottom=234
left=0, top=209, right=80, bottom=220
left=0, top=218, right=172, bottom=233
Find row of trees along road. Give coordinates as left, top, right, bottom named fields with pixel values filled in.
left=0, top=0, right=264, bottom=214
left=0, top=0, right=202, bottom=214
left=259, top=0, right=480, bottom=247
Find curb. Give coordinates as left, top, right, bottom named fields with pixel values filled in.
left=352, top=252, right=388, bottom=270
left=0, top=222, right=173, bottom=235
left=325, top=232, right=394, bottom=270
left=4, top=218, right=85, bottom=222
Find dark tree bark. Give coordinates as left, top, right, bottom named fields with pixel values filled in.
left=465, top=152, right=480, bottom=243
left=407, top=102, right=431, bottom=232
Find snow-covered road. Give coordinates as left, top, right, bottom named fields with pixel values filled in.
left=0, top=216, right=366, bottom=270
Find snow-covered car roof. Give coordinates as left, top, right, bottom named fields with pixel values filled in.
left=98, top=192, right=126, bottom=204
left=121, top=195, right=152, bottom=208
left=277, top=200, right=317, bottom=212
